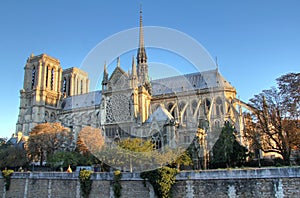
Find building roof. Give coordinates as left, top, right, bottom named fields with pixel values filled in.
left=151, top=69, right=235, bottom=96
left=61, top=69, right=234, bottom=111
left=62, top=90, right=102, bottom=111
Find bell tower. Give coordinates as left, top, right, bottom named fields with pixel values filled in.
left=16, top=53, right=62, bottom=135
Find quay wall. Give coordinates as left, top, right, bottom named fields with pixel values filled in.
left=0, top=167, right=299, bottom=198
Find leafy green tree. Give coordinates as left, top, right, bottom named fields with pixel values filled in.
left=47, top=151, right=80, bottom=169
left=172, top=150, right=193, bottom=170
left=117, top=138, right=153, bottom=152
left=0, top=142, right=28, bottom=169
left=211, top=121, right=248, bottom=168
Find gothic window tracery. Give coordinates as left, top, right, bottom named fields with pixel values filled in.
left=151, top=131, right=162, bottom=149
left=106, top=94, right=131, bottom=123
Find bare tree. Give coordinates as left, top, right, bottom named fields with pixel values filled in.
left=76, top=126, right=105, bottom=155
left=245, top=73, right=300, bottom=164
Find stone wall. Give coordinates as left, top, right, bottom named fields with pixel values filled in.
left=0, top=167, right=299, bottom=198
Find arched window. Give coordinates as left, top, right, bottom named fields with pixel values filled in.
left=215, top=97, right=224, bottom=116
left=151, top=132, right=162, bottom=149
left=31, top=66, right=36, bottom=89
left=51, top=68, right=54, bottom=90
left=179, top=101, right=187, bottom=122
left=227, top=97, right=233, bottom=113
left=184, top=135, right=190, bottom=143
left=179, top=101, right=187, bottom=123
left=45, top=111, right=49, bottom=122
left=50, top=112, right=56, bottom=122
left=63, top=77, right=67, bottom=94
left=68, top=77, right=71, bottom=96
left=45, top=66, right=49, bottom=88
left=76, top=78, right=79, bottom=95
left=215, top=120, right=220, bottom=128
left=204, top=98, right=211, bottom=115
left=191, top=100, right=198, bottom=115
left=153, top=104, right=160, bottom=112
left=81, top=80, right=83, bottom=94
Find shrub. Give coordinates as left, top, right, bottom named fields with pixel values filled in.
left=141, top=166, right=177, bottom=198
left=2, top=169, right=14, bottom=191
left=79, top=169, right=93, bottom=198
left=112, top=170, right=122, bottom=198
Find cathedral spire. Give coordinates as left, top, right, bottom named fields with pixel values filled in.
left=137, top=6, right=150, bottom=93
left=137, top=5, right=147, bottom=64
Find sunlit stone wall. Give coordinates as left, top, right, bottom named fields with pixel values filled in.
left=0, top=167, right=299, bottom=198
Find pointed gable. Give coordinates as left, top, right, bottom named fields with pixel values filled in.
left=109, top=66, right=129, bottom=89
left=146, top=105, right=174, bottom=123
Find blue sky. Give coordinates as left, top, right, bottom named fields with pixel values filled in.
left=0, top=0, right=299, bottom=138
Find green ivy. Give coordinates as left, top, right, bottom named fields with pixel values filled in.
left=112, top=170, right=122, bottom=198
left=2, top=169, right=14, bottom=191
left=79, top=170, right=93, bottom=198
left=141, top=166, right=177, bottom=198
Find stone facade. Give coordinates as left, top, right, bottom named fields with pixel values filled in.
left=16, top=11, right=250, bottom=166
left=1, top=168, right=300, bottom=198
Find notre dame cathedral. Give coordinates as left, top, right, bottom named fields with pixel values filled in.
left=16, top=11, right=247, bottom=159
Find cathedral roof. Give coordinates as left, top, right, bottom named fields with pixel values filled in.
left=61, top=70, right=234, bottom=111
left=61, top=90, right=102, bottom=110
left=151, top=69, right=234, bottom=95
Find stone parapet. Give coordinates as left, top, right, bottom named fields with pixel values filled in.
left=0, top=167, right=299, bottom=198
